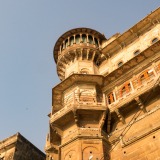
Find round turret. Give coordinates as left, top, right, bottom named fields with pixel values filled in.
left=53, top=28, right=106, bottom=80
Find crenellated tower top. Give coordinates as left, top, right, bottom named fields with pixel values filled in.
left=53, top=27, right=106, bottom=80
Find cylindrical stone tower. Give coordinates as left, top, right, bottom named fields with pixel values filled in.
left=45, top=28, right=110, bottom=160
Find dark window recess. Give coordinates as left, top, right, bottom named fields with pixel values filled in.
left=118, top=61, right=123, bottom=67
left=134, top=50, right=140, bottom=56
left=88, top=35, right=93, bottom=44
left=82, top=34, right=87, bottom=43
left=151, top=37, right=158, bottom=44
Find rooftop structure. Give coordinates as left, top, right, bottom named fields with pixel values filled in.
left=0, top=133, right=46, bottom=160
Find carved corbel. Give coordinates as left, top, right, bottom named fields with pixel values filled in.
left=115, top=109, right=125, bottom=124
left=72, top=109, right=79, bottom=126
left=135, top=97, right=147, bottom=113
left=99, top=111, right=107, bottom=129
left=51, top=124, right=63, bottom=137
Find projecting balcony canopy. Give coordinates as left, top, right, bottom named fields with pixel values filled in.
left=53, top=27, right=106, bottom=63
left=50, top=105, right=107, bottom=127
left=52, top=74, right=104, bottom=112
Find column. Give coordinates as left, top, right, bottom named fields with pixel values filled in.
left=130, top=81, right=134, bottom=92
left=80, top=49, right=83, bottom=60
left=92, top=51, right=96, bottom=60
left=113, top=91, right=117, bottom=102
left=63, top=41, right=65, bottom=49
left=87, top=49, right=89, bottom=60
left=68, top=37, right=70, bottom=46
left=103, top=93, right=106, bottom=106
left=93, top=35, right=95, bottom=45
left=86, top=34, right=89, bottom=43
left=60, top=45, right=62, bottom=54
left=98, top=39, right=100, bottom=47
left=73, top=35, right=76, bottom=44
left=80, top=34, right=82, bottom=43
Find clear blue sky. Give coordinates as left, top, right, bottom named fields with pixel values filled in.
left=0, top=1, right=159, bottom=152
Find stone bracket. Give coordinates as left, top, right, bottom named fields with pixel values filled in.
left=135, top=96, right=147, bottom=113
left=115, top=109, right=125, bottom=124
left=72, top=109, right=79, bottom=126
left=99, top=110, right=107, bottom=129
left=51, top=124, right=63, bottom=137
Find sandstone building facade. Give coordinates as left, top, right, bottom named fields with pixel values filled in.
left=45, top=7, right=160, bottom=160
left=0, top=133, right=45, bottom=160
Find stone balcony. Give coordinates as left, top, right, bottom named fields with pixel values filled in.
left=51, top=74, right=104, bottom=113
left=50, top=100, right=107, bottom=124
left=109, top=75, right=160, bottom=112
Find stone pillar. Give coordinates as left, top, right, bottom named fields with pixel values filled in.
left=87, top=49, right=89, bottom=60
left=86, top=34, right=89, bottom=43
left=113, top=91, right=117, bottom=102
left=73, top=35, right=76, bottom=44
left=130, top=81, right=134, bottom=91
left=63, top=41, right=65, bottom=49
left=60, top=45, right=62, bottom=54
left=93, top=35, right=95, bottom=45
left=68, top=37, right=70, bottom=47
left=80, top=34, right=82, bottom=43
left=98, top=39, right=100, bottom=47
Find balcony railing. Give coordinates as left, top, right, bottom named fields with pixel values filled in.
left=50, top=93, right=107, bottom=123
left=109, top=75, right=160, bottom=112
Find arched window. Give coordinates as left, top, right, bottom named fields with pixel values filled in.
left=65, top=39, right=68, bottom=48
left=82, top=34, right=87, bottom=43
left=119, top=82, right=131, bottom=97
left=118, top=61, right=123, bottom=67
left=134, top=50, right=140, bottom=56
left=138, top=69, right=155, bottom=85
left=76, top=35, right=80, bottom=44
left=88, top=35, right=93, bottom=44
left=107, top=92, right=115, bottom=104
left=151, top=37, right=158, bottom=44
left=95, top=38, right=99, bottom=47
left=70, top=36, right=74, bottom=46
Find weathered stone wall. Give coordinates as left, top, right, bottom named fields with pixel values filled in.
left=99, top=24, right=160, bottom=76
left=47, top=7, right=160, bottom=160
left=0, top=133, right=45, bottom=160
left=14, top=137, right=45, bottom=160
left=110, top=126, right=160, bottom=159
